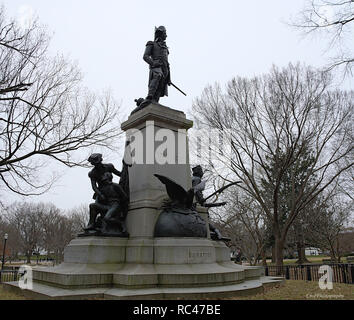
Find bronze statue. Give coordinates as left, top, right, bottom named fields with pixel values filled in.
left=144, top=26, right=171, bottom=104
left=132, top=26, right=186, bottom=114
left=191, top=165, right=227, bottom=209
left=153, top=168, right=237, bottom=240
left=80, top=152, right=131, bottom=237
left=87, top=153, right=121, bottom=203
left=84, top=172, right=129, bottom=236
left=153, top=174, right=208, bottom=238
left=191, top=165, right=232, bottom=242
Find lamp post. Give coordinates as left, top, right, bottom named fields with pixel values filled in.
left=1, top=233, right=8, bottom=270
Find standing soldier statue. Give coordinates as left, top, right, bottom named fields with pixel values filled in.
left=144, top=26, right=171, bottom=104
left=133, top=26, right=186, bottom=114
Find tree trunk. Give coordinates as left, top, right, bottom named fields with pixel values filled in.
left=271, top=246, right=276, bottom=263
left=274, top=237, right=284, bottom=275
left=329, top=242, right=337, bottom=262
left=26, top=252, right=31, bottom=264
left=261, top=248, right=267, bottom=266
left=335, top=237, right=341, bottom=263
left=295, top=242, right=310, bottom=264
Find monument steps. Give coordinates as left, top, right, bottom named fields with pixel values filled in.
left=4, top=276, right=284, bottom=300
left=30, top=263, right=252, bottom=289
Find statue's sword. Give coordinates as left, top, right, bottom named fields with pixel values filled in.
left=170, top=82, right=187, bottom=96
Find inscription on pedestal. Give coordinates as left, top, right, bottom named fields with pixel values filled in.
left=188, top=248, right=212, bottom=263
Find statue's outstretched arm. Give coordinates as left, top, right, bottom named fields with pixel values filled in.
left=111, top=166, right=121, bottom=177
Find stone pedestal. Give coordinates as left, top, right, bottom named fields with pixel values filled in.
left=122, top=103, right=196, bottom=262
left=122, top=104, right=193, bottom=237
left=3, top=103, right=283, bottom=299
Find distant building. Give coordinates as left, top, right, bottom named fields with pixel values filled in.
left=305, top=247, right=321, bottom=256
left=32, top=249, right=52, bottom=256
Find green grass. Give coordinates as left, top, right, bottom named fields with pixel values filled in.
left=265, top=256, right=337, bottom=266
left=1, top=280, right=353, bottom=300
left=0, top=285, right=26, bottom=300
left=232, top=280, right=354, bottom=300
left=10, top=255, right=53, bottom=261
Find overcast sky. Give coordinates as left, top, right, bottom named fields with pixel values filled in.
left=3, top=0, right=353, bottom=211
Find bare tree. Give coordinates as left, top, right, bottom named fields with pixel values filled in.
left=0, top=7, right=123, bottom=196
left=307, top=194, right=352, bottom=262
left=37, top=203, right=83, bottom=264
left=337, top=157, right=354, bottom=200
left=48, top=214, right=77, bottom=264
left=39, top=203, right=64, bottom=263
left=213, top=189, right=269, bottom=266
left=337, top=226, right=354, bottom=255
left=66, top=203, right=89, bottom=235
left=0, top=217, right=21, bottom=262
left=292, top=0, right=354, bottom=77
left=5, top=202, right=44, bottom=263
left=192, top=63, right=353, bottom=268
left=3, top=201, right=83, bottom=264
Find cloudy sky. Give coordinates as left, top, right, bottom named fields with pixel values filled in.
left=3, top=0, right=353, bottom=211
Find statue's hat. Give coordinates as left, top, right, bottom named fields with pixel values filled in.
left=192, top=165, right=203, bottom=173
left=155, top=26, right=166, bottom=33
left=88, top=153, right=102, bottom=164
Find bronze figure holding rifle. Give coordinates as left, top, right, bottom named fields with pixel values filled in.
left=192, top=165, right=240, bottom=242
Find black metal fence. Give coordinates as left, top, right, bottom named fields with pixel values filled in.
left=0, top=267, right=23, bottom=283
left=264, top=263, right=354, bottom=284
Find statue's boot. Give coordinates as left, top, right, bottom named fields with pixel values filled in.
left=84, top=223, right=95, bottom=231
left=145, top=95, right=158, bottom=104
left=131, top=97, right=152, bottom=114
left=147, top=76, right=160, bottom=102
left=84, top=210, right=98, bottom=230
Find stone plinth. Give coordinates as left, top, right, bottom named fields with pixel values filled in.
left=122, top=103, right=193, bottom=239
left=121, top=103, right=193, bottom=204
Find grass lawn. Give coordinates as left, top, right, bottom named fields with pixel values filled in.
left=265, top=255, right=340, bottom=266
left=233, top=280, right=354, bottom=300
left=0, top=285, right=26, bottom=300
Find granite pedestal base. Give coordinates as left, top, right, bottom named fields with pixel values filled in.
left=3, top=237, right=283, bottom=299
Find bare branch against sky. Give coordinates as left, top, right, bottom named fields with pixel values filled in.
left=291, top=0, right=354, bottom=78
left=0, top=6, right=123, bottom=197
